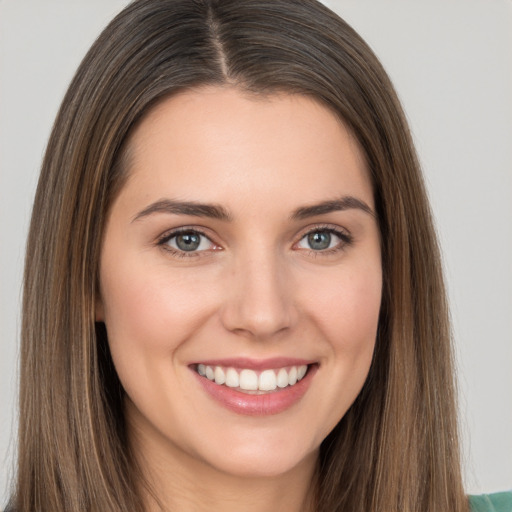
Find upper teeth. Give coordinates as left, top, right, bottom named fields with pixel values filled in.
left=197, top=364, right=308, bottom=391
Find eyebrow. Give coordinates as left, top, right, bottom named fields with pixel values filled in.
left=291, top=196, right=375, bottom=220
left=132, top=195, right=374, bottom=223
left=132, top=199, right=232, bottom=223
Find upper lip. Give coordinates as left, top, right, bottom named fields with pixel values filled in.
left=189, top=357, right=315, bottom=371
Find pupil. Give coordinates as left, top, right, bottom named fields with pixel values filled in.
left=308, top=231, right=331, bottom=250
left=176, top=232, right=200, bottom=251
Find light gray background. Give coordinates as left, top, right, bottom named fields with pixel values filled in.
left=1, top=0, right=511, bottom=505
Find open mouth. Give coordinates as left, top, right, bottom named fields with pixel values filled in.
left=191, top=360, right=318, bottom=415
left=194, top=363, right=311, bottom=394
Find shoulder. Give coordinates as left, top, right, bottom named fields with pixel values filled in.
left=469, top=491, right=512, bottom=512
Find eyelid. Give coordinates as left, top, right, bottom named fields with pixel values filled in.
left=295, top=223, right=351, bottom=240
left=293, top=223, right=353, bottom=253
left=156, top=226, right=220, bottom=257
left=154, top=223, right=352, bottom=259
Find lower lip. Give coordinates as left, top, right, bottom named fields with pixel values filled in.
left=193, top=365, right=317, bottom=416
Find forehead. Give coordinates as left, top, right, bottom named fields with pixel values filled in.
left=118, top=86, right=373, bottom=213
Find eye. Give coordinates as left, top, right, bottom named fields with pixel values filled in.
left=159, top=229, right=216, bottom=254
left=296, top=228, right=351, bottom=252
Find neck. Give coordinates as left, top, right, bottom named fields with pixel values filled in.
left=145, top=460, right=318, bottom=512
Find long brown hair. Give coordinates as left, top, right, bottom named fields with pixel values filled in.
left=14, top=0, right=467, bottom=510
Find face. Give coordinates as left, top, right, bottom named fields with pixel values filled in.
left=97, top=87, right=382, bottom=479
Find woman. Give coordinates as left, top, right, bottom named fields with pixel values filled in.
left=6, top=0, right=510, bottom=511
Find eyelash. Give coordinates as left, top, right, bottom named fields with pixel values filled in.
left=156, top=225, right=353, bottom=258
left=156, top=227, right=216, bottom=259
left=297, top=225, right=353, bottom=256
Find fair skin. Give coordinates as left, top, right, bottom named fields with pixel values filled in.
left=97, top=86, right=382, bottom=512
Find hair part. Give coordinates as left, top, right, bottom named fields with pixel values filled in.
left=15, top=1, right=467, bottom=511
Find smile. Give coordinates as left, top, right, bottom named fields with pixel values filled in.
left=196, top=364, right=309, bottom=393
left=192, top=360, right=318, bottom=416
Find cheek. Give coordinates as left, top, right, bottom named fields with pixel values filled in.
left=98, top=259, right=222, bottom=424
left=99, top=257, right=219, bottom=366
left=310, top=264, right=382, bottom=351
left=320, top=268, right=381, bottom=407
left=288, top=259, right=381, bottom=446
left=310, top=261, right=381, bottom=397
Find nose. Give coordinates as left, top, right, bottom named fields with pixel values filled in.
left=220, top=250, right=297, bottom=339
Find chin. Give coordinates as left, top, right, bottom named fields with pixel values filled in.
left=185, top=424, right=321, bottom=480
left=206, top=444, right=317, bottom=480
